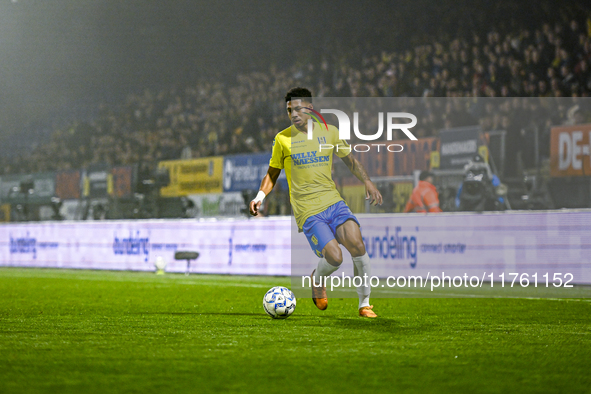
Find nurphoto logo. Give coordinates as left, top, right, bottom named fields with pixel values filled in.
left=306, top=107, right=417, bottom=153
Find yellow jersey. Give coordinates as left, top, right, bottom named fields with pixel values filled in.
left=270, top=123, right=350, bottom=230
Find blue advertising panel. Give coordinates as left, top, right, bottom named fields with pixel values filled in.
left=223, top=153, right=288, bottom=192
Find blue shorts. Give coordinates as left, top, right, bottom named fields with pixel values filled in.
left=302, top=201, right=360, bottom=258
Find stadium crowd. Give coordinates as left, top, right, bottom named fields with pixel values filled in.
left=1, top=14, right=591, bottom=176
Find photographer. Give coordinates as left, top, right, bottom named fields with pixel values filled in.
left=455, top=155, right=506, bottom=211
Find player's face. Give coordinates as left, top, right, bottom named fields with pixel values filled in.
left=286, top=99, right=312, bottom=130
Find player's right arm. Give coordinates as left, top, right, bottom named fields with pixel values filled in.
left=249, top=166, right=281, bottom=216
left=250, top=135, right=285, bottom=216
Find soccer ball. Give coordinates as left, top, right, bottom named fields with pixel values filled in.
left=263, top=286, right=296, bottom=319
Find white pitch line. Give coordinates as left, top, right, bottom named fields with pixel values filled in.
left=0, top=272, right=276, bottom=288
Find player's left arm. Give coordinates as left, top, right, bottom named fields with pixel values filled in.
left=340, top=154, right=383, bottom=206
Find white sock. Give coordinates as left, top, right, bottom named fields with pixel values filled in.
left=359, top=294, right=371, bottom=309
left=313, top=258, right=339, bottom=286
left=352, top=252, right=371, bottom=308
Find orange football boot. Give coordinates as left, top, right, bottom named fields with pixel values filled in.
left=311, top=270, right=328, bottom=310
left=359, top=305, right=378, bottom=318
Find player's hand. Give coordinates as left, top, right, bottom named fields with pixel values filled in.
left=365, top=181, right=383, bottom=206
left=249, top=200, right=262, bottom=216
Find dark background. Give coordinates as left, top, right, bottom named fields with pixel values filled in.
left=0, top=0, right=581, bottom=137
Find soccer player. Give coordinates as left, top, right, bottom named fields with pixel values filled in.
left=249, top=87, right=383, bottom=318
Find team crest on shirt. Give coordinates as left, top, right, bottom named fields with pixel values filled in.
left=317, top=136, right=327, bottom=144
left=311, top=235, right=319, bottom=245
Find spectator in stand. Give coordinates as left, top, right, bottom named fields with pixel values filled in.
left=404, top=171, right=442, bottom=213
left=2, top=7, right=591, bottom=176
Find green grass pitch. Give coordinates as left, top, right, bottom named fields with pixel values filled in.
left=0, top=268, right=589, bottom=394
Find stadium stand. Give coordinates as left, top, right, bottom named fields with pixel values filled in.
left=1, top=5, right=590, bottom=214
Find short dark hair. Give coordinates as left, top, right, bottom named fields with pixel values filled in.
left=419, top=170, right=434, bottom=181
left=285, top=87, right=312, bottom=103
